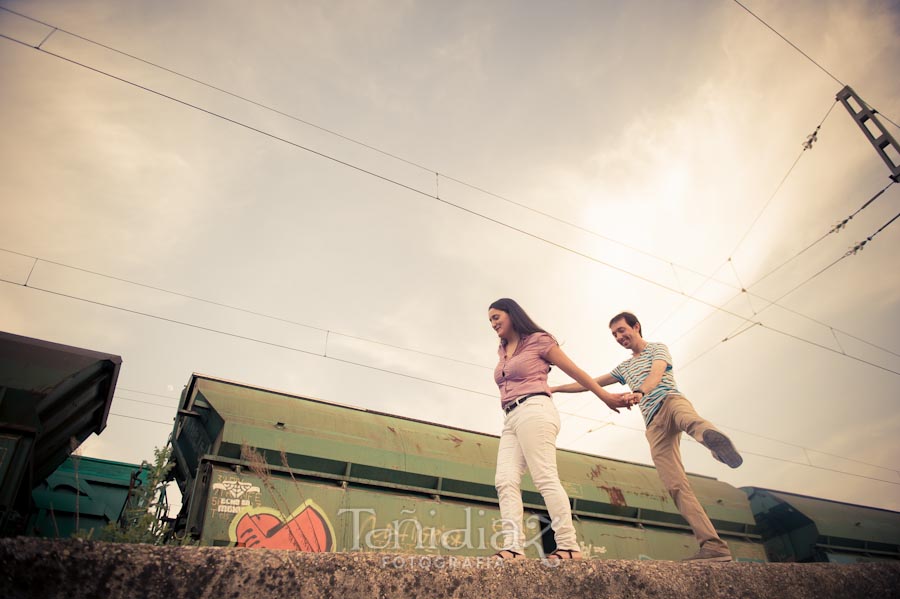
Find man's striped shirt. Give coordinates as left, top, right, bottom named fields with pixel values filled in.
left=610, top=342, right=680, bottom=426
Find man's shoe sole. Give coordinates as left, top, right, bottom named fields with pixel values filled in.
left=703, top=430, right=743, bottom=468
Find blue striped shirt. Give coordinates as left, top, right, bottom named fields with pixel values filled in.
left=610, top=342, right=680, bottom=426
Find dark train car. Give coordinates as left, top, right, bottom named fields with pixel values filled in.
left=742, top=487, right=900, bottom=563
left=170, top=374, right=766, bottom=560
left=0, top=331, right=121, bottom=535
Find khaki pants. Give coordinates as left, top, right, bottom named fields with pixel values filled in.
left=645, top=394, right=727, bottom=550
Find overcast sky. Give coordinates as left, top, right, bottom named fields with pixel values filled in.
left=1, top=0, right=899, bottom=513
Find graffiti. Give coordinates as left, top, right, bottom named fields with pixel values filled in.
left=210, top=476, right=262, bottom=517
left=337, top=506, right=544, bottom=553
left=230, top=499, right=335, bottom=552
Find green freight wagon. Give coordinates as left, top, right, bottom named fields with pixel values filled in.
left=742, top=487, right=900, bottom=563
left=27, top=456, right=145, bottom=539
left=171, top=374, right=765, bottom=560
left=0, top=331, right=121, bottom=535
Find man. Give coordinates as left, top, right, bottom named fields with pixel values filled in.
left=550, top=311, right=742, bottom=562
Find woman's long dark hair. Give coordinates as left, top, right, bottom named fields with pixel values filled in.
left=488, top=298, right=549, bottom=337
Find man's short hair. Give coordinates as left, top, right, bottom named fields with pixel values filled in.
left=609, top=311, right=642, bottom=337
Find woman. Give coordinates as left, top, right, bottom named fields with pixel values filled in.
left=488, top=298, right=632, bottom=560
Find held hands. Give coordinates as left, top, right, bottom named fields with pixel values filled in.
left=607, top=392, right=640, bottom=411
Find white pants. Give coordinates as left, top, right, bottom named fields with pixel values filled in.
left=494, top=395, right=578, bottom=553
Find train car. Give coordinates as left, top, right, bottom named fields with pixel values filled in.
left=0, top=331, right=121, bottom=535
left=170, top=374, right=766, bottom=560
left=27, top=456, right=146, bottom=539
left=742, top=487, right=900, bottom=563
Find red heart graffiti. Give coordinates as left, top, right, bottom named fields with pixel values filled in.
left=235, top=504, right=332, bottom=551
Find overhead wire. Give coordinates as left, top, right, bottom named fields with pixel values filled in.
left=681, top=208, right=900, bottom=372
left=749, top=180, right=896, bottom=289
left=0, top=277, right=499, bottom=399
left=727, top=99, right=837, bottom=262
left=108, top=412, right=173, bottom=426
left=3, top=11, right=895, bottom=374
left=3, top=32, right=896, bottom=379
left=668, top=181, right=899, bottom=353
left=0, top=247, right=493, bottom=371
left=2, top=4, right=876, bottom=351
left=117, top=387, right=181, bottom=400
left=652, top=98, right=838, bottom=338
left=0, top=4, right=740, bottom=288
left=730, top=0, right=900, bottom=130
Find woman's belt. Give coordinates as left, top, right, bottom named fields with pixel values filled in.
left=502, top=392, right=550, bottom=415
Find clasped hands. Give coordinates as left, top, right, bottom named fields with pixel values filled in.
left=607, top=392, right=641, bottom=411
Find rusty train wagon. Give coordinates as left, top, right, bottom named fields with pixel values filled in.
left=170, top=374, right=765, bottom=560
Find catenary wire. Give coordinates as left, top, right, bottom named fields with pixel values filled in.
left=3, top=24, right=894, bottom=374
left=117, top=387, right=181, bottom=400
left=2, top=31, right=898, bottom=379
left=108, top=412, right=173, bottom=426
left=727, top=99, right=837, bottom=261
left=748, top=180, right=896, bottom=290
left=0, top=247, right=493, bottom=371
left=680, top=211, right=900, bottom=373
left=0, top=278, right=500, bottom=399
left=115, top=394, right=177, bottom=409
left=666, top=181, right=900, bottom=356
left=0, top=5, right=872, bottom=342
left=732, top=0, right=842, bottom=84
left=651, top=99, right=837, bottom=338
left=0, top=5, right=750, bottom=291
left=730, top=0, right=899, bottom=129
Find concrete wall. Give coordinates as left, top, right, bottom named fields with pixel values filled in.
left=0, top=538, right=898, bottom=599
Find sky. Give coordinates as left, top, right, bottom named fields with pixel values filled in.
left=1, top=0, right=899, bottom=514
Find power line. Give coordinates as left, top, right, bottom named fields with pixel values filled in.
left=728, top=99, right=837, bottom=261
left=654, top=99, right=838, bottom=339
left=0, top=248, right=494, bottom=371
left=108, top=412, right=173, bottom=426
left=0, top=4, right=745, bottom=293
left=0, top=278, right=500, bottom=399
left=730, top=0, right=899, bottom=130
left=680, top=211, right=900, bottom=374
left=749, top=180, right=896, bottom=289
left=0, top=5, right=437, bottom=176
left=3, top=20, right=893, bottom=378
left=731, top=0, right=843, bottom=86
left=115, top=395, right=176, bottom=409
left=668, top=182, right=900, bottom=355
left=1, top=5, right=875, bottom=352
left=117, top=387, right=180, bottom=400
left=2, top=31, right=897, bottom=377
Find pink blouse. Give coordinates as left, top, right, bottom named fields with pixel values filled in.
left=494, top=332, right=557, bottom=407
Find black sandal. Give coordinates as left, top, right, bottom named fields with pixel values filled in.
left=492, top=549, right=525, bottom=560
left=546, top=549, right=582, bottom=560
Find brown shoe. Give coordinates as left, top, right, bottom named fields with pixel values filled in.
left=702, top=430, right=743, bottom=468
left=682, top=544, right=732, bottom=562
